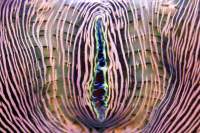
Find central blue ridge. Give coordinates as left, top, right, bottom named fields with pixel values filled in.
left=91, top=18, right=108, bottom=122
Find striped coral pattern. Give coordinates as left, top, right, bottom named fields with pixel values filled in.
left=0, top=0, right=199, bottom=132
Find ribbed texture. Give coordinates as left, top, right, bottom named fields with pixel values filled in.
left=0, top=0, right=199, bottom=132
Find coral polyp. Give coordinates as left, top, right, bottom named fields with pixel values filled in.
left=0, top=0, right=199, bottom=132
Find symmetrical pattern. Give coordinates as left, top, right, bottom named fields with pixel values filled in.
left=0, top=0, right=199, bottom=132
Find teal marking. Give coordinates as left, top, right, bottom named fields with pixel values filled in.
left=91, top=18, right=109, bottom=122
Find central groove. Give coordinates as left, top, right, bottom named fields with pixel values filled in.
left=91, top=18, right=108, bottom=122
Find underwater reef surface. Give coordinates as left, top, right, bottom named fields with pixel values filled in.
left=0, top=0, right=199, bottom=132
